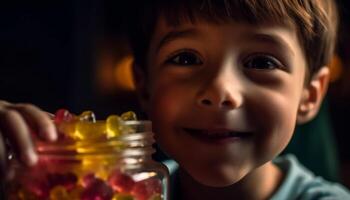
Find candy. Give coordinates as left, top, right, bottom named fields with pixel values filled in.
left=54, top=109, right=139, bottom=140
left=106, top=115, right=122, bottom=138
left=112, top=193, right=135, bottom=200
left=121, top=111, right=137, bottom=121
left=81, top=178, right=114, bottom=200
left=79, top=111, right=96, bottom=122
left=56, top=121, right=76, bottom=139
left=49, top=186, right=70, bottom=200
left=9, top=109, right=166, bottom=200
left=149, top=194, right=162, bottom=200
left=68, top=186, right=84, bottom=199
left=74, top=121, right=106, bottom=140
left=81, top=173, right=97, bottom=188
left=108, top=170, right=135, bottom=193
left=47, top=172, right=78, bottom=190
left=17, top=189, right=39, bottom=200
left=131, top=178, right=162, bottom=200
left=22, top=178, right=50, bottom=199
left=54, top=109, right=74, bottom=124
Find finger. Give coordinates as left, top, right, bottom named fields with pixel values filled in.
left=10, top=104, right=57, bottom=141
left=0, top=131, right=6, bottom=178
left=45, top=112, right=55, bottom=120
left=0, top=100, right=10, bottom=107
left=0, top=109, right=38, bottom=166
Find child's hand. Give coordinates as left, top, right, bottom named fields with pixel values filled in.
left=0, top=100, right=57, bottom=173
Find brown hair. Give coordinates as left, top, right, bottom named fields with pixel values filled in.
left=127, top=0, right=338, bottom=79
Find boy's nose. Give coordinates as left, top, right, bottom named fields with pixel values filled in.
left=197, top=75, right=243, bottom=110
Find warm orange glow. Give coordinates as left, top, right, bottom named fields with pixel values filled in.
left=329, top=55, right=343, bottom=82
left=97, top=54, right=117, bottom=93
left=114, top=55, right=135, bottom=91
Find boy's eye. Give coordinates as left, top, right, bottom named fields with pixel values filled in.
left=243, top=54, right=284, bottom=70
left=166, top=52, right=203, bottom=66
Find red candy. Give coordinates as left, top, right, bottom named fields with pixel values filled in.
left=82, top=173, right=97, bottom=188
left=132, top=178, right=162, bottom=200
left=54, top=109, right=74, bottom=124
left=22, top=178, right=51, bottom=199
left=108, top=170, right=135, bottom=193
left=81, top=178, right=114, bottom=200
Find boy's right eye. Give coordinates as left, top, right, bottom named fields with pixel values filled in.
left=166, top=51, right=203, bottom=66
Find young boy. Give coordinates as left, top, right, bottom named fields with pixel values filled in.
left=1, top=0, right=350, bottom=199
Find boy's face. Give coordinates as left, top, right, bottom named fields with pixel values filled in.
left=136, top=17, right=328, bottom=186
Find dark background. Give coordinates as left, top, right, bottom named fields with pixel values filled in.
left=1, top=0, right=350, bottom=187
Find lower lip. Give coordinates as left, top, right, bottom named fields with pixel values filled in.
left=183, top=129, right=244, bottom=144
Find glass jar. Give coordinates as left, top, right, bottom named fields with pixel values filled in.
left=5, top=120, right=169, bottom=200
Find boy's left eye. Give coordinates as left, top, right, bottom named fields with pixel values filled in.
left=243, top=54, right=284, bottom=70
left=166, top=51, right=203, bottom=66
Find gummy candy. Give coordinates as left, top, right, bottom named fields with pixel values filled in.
left=54, top=110, right=140, bottom=140
left=17, top=189, right=39, bottom=200
left=79, top=111, right=96, bottom=122
left=68, top=186, right=84, bottom=199
left=108, top=170, right=135, bottom=193
left=54, top=109, right=74, bottom=124
left=80, top=177, right=114, bottom=200
left=47, top=172, right=78, bottom=190
left=149, top=194, right=162, bottom=200
left=56, top=121, right=76, bottom=139
left=81, top=173, right=97, bottom=188
left=22, top=178, right=50, bottom=199
left=74, top=121, right=106, bottom=140
left=121, top=111, right=137, bottom=121
left=9, top=109, right=165, bottom=200
left=49, top=186, right=70, bottom=200
left=106, top=115, right=122, bottom=138
left=131, top=178, right=162, bottom=200
left=112, top=193, right=135, bottom=200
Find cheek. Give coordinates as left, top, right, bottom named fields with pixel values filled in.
left=147, top=79, right=188, bottom=147
left=149, top=82, right=183, bottom=125
left=251, top=88, right=300, bottom=160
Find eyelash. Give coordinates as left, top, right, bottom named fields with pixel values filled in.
left=242, top=54, right=285, bottom=71
left=165, top=50, right=203, bottom=66
left=164, top=51, right=285, bottom=71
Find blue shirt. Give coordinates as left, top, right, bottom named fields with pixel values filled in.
left=163, top=154, right=350, bottom=200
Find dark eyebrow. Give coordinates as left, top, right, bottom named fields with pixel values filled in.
left=156, top=29, right=199, bottom=53
left=246, top=33, right=295, bottom=56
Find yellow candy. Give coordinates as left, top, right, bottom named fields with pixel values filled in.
left=149, top=194, right=162, bottom=200
left=112, top=193, right=135, bottom=200
left=50, top=186, right=70, bottom=200
left=79, top=111, right=96, bottom=122
left=74, top=121, right=106, bottom=140
left=106, top=115, right=122, bottom=138
left=121, top=111, right=137, bottom=121
left=68, top=186, right=84, bottom=200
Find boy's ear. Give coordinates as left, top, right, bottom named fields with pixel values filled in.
left=132, top=62, right=150, bottom=113
left=297, top=66, right=330, bottom=124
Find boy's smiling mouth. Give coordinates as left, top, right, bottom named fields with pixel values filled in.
left=182, top=127, right=253, bottom=144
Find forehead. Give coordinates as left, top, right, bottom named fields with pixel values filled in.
left=150, top=15, right=300, bottom=56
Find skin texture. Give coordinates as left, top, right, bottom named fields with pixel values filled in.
left=134, top=17, right=330, bottom=199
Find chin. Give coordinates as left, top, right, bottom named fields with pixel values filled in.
left=187, top=166, right=248, bottom=187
